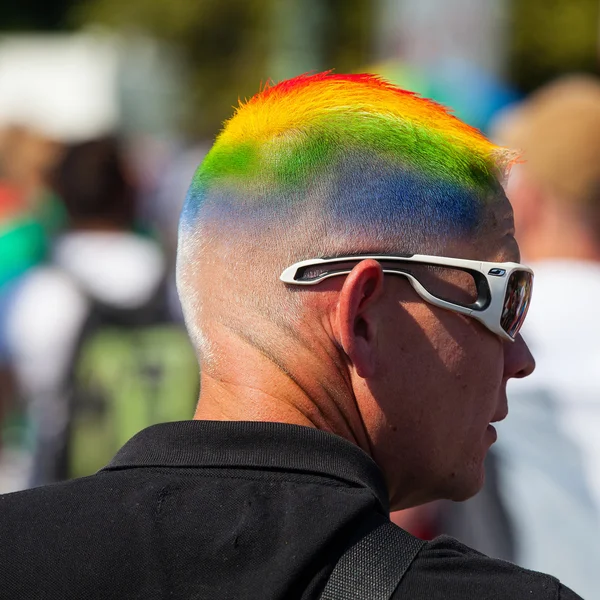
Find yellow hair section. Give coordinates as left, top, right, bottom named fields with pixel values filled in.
left=218, top=73, right=504, bottom=163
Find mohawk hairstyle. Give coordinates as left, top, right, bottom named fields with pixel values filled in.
left=177, top=72, right=512, bottom=358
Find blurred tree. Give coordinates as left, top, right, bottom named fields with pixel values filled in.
left=11, top=0, right=596, bottom=132
left=324, top=0, right=373, bottom=73
left=509, top=0, right=599, bottom=92
left=74, top=0, right=373, bottom=138
left=74, top=0, right=272, bottom=137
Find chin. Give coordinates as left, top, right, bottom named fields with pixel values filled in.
left=391, top=470, right=484, bottom=510
left=446, top=465, right=486, bottom=502
left=389, top=453, right=487, bottom=509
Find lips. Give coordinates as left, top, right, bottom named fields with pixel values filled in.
left=486, top=424, right=498, bottom=443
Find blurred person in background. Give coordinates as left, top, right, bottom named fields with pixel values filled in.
left=484, top=75, right=600, bottom=598
left=0, top=126, right=65, bottom=288
left=4, top=136, right=198, bottom=487
left=0, top=126, right=64, bottom=487
left=0, top=73, right=582, bottom=599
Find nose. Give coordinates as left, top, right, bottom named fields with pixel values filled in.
left=504, top=333, right=535, bottom=379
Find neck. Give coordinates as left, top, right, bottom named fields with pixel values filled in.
left=193, top=328, right=373, bottom=456
left=195, top=375, right=322, bottom=428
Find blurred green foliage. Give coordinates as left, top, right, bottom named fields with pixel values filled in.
left=74, top=0, right=272, bottom=138
left=74, top=0, right=373, bottom=138
left=4, top=0, right=598, bottom=133
left=509, top=0, right=599, bottom=91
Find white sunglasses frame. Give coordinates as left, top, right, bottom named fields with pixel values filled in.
left=280, top=254, right=534, bottom=342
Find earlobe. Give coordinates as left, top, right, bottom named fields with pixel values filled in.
left=335, top=259, right=385, bottom=379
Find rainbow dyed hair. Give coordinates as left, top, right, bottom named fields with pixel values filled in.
left=177, top=73, right=512, bottom=351
left=183, top=72, right=510, bottom=216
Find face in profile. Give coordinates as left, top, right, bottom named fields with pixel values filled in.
left=362, top=199, right=535, bottom=510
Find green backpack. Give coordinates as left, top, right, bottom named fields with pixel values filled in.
left=67, top=311, right=199, bottom=479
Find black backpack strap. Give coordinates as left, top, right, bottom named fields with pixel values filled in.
left=320, top=520, right=426, bottom=600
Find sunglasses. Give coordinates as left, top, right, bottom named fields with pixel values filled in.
left=280, top=254, right=533, bottom=342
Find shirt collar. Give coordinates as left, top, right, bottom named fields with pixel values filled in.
left=102, top=420, right=389, bottom=512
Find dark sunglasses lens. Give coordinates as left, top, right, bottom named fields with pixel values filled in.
left=500, top=271, right=533, bottom=338
left=379, top=263, right=479, bottom=306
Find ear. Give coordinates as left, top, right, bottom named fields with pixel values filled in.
left=335, top=259, right=385, bottom=379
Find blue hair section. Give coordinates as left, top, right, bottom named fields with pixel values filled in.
left=178, top=154, right=486, bottom=254
left=179, top=178, right=207, bottom=235
left=324, top=157, right=484, bottom=250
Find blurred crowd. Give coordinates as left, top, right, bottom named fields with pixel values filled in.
left=1, top=42, right=600, bottom=600
left=0, top=128, right=201, bottom=490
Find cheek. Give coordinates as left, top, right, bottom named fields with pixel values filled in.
left=373, top=302, right=504, bottom=434
left=410, top=308, right=505, bottom=439
left=434, top=310, right=504, bottom=385
left=372, top=303, right=505, bottom=501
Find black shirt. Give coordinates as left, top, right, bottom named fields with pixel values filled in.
left=0, top=421, right=582, bottom=599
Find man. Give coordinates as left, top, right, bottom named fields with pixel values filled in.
left=485, top=75, right=600, bottom=599
left=0, top=73, right=581, bottom=599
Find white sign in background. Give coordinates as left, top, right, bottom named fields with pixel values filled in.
left=0, top=34, right=119, bottom=141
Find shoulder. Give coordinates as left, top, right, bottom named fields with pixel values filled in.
left=0, top=470, right=143, bottom=533
left=0, top=470, right=154, bottom=566
left=0, top=473, right=99, bottom=517
left=397, top=535, right=583, bottom=600
left=0, top=472, right=156, bottom=597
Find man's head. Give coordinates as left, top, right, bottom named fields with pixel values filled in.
left=495, top=75, right=600, bottom=262
left=177, top=73, right=534, bottom=509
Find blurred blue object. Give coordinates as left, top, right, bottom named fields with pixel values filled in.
left=0, top=278, right=23, bottom=363
left=372, top=58, right=520, bottom=133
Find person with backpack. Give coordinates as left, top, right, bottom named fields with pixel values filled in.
left=4, top=137, right=198, bottom=485
left=0, top=74, right=582, bottom=599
